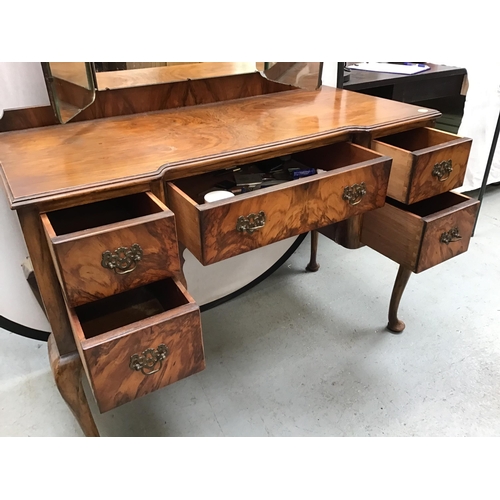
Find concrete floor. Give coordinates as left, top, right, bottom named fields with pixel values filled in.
left=1, top=186, right=499, bottom=437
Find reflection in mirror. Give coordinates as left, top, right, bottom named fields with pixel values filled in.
left=41, top=62, right=96, bottom=123
left=93, top=62, right=265, bottom=90
left=263, top=63, right=323, bottom=90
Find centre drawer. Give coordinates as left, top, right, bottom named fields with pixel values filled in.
left=166, top=142, right=392, bottom=265
left=360, top=191, right=479, bottom=273
left=371, top=127, right=472, bottom=204
left=67, top=277, right=205, bottom=413
left=42, top=192, right=181, bottom=307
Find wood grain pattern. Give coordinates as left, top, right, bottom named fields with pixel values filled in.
left=48, top=334, right=99, bottom=436
left=361, top=202, right=424, bottom=270
left=67, top=278, right=205, bottom=413
left=0, top=71, right=291, bottom=133
left=417, top=194, right=479, bottom=272
left=42, top=192, right=180, bottom=307
left=0, top=105, right=58, bottom=132
left=18, top=209, right=76, bottom=355
left=361, top=192, right=479, bottom=273
left=372, top=127, right=472, bottom=204
left=167, top=143, right=391, bottom=265
left=0, top=86, right=440, bottom=209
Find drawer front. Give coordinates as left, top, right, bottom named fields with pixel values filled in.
left=372, top=128, right=472, bottom=204
left=361, top=192, right=479, bottom=273
left=42, top=199, right=181, bottom=308
left=168, top=154, right=391, bottom=265
left=417, top=198, right=478, bottom=273
left=68, top=280, right=205, bottom=413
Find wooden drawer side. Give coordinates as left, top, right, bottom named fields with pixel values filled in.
left=166, top=182, right=203, bottom=263
left=361, top=202, right=424, bottom=271
left=372, top=128, right=472, bottom=204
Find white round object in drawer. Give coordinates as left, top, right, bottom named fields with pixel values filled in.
left=204, top=190, right=235, bottom=203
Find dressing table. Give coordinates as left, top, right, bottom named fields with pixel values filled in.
left=0, top=63, right=478, bottom=436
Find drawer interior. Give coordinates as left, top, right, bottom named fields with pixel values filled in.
left=170, top=142, right=380, bottom=205
left=74, top=278, right=189, bottom=339
left=387, top=191, right=467, bottom=217
left=46, top=192, right=164, bottom=235
left=376, top=127, right=454, bottom=152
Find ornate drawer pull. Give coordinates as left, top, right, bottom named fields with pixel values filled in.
left=236, top=211, right=266, bottom=234
left=129, top=344, right=169, bottom=376
left=432, top=160, right=453, bottom=181
left=440, top=227, right=462, bottom=244
left=342, top=182, right=367, bottom=206
left=101, top=243, right=143, bottom=274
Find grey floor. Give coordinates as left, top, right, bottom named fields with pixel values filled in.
left=1, top=186, right=499, bottom=437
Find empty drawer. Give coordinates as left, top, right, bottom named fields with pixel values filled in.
left=361, top=191, right=479, bottom=273
left=67, top=277, right=205, bottom=413
left=372, top=127, right=471, bottom=204
left=42, top=192, right=181, bottom=307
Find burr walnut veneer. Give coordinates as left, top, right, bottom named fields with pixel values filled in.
left=0, top=82, right=477, bottom=436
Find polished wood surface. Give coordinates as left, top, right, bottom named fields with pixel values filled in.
left=0, top=86, right=440, bottom=209
left=42, top=192, right=181, bottom=307
left=96, top=62, right=259, bottom=89
left=68, top=278, right=205, bottom=413
left=0, top=72, right=291, bottom=133
left=361, top=192, right=479, bottom=273
left=48, top=333, right=99, bottom=436
left=387, top=265, right=412, bottom=333
left=167, top=143, right=391, bottom=265
left=371, top=127, right=471, bottom=204
left=18, top=209, right=76, bottom=355
left=416, top=193, right=478, bottom=273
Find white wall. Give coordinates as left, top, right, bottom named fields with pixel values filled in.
left=0, top=63, right=50, bottom=329
left=454, top=61, right=500, bottom=191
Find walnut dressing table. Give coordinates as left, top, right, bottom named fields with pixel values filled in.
left=0, top=74, right=478, bottom=436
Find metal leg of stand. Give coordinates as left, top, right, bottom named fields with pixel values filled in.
left=472, top=109, right=500, bottom=236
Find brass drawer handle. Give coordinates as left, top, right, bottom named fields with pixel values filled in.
left=342, top=182, right=366, bottom=206
left=236, top=211, right=266, bottom=234
left=432, top=160, right=453, bottom=181
left=101, top=244, right=143, bottom=274
left=129, top=344, right=169, bottom=376
left=440, top=227, right=462, bottom=244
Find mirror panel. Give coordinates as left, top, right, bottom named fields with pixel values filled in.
left=263, top=62, right=322, bottom=90
left=94, top=62, right=264, bottom=90
left=42, top=62, right=96, bottom=123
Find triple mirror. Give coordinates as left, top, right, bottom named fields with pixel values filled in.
left=42, top=62, right=323, bottom=123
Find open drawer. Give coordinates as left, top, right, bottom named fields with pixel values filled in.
left=166, top=142, right=392, bottom=265
left=371, top=127, right=472, bottom=204
left=360, top=191, right=479, bottom=273
left=67, top=277, right=205, bottom=413
left=41, top=192, right=181, bottom=307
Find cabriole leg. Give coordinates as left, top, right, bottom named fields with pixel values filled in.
left=48, top=334, right=100, bottom=437
left=387, top=265, right=412, bottom=333
left=306, top=230, right=320, bottom=272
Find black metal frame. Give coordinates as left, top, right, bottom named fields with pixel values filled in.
left=472, top=109, right=500, bottom=235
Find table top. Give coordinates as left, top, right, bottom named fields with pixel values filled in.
left=344, top=63, right=467, bottom=91
left=0, top=86, right=440, bottom=209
